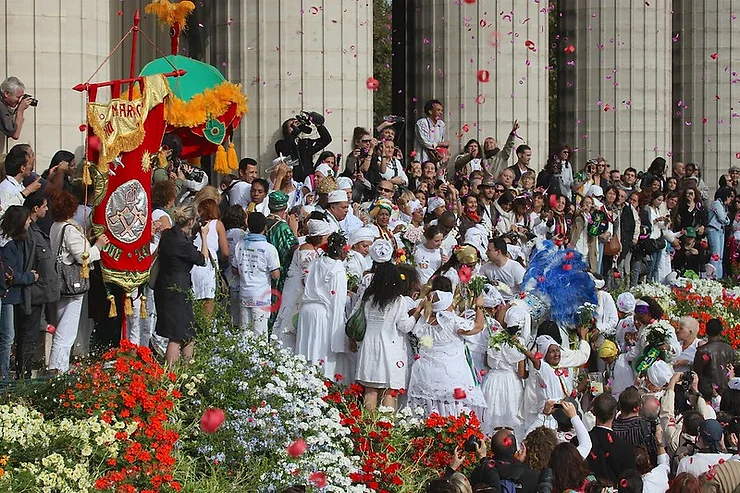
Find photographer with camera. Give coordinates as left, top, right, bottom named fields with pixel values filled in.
left=275, top=111, right=332, bottom=183
left=0, top=77, right=36, bottom=152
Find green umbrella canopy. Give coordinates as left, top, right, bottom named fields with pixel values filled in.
left=140, top=55, right=225, bottom=102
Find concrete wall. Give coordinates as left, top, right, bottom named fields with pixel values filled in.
left=411, top=0, right=550, bottom=171
left=556, top=0, right=673, bottom=173
left=672, top=0, right=740, bottom=189
left=0, top=0, right=110, bottom=166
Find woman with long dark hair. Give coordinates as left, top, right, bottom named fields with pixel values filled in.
left=454, top=138, right=483, bottom=179
left=354, top=241, right=425, bottom=410
left=550, top=442, right=594, bottom=492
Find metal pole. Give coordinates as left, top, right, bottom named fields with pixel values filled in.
left=128, top=9, right=141, bottom=99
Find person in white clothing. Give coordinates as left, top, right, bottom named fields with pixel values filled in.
left=636, top=426, right=670, bottom=493
left=677, top=419, right=734, bottom=477
left=295, top=232, right=349, bottom=381
left=0, top=144, right=41, bottom=217
left=222, top=205, right=247, bottom=327
left=232, top=212, right=280, bottom=335
left=353, top=241, right=424, bottom=410
left=480, top=236, right=525, bottom=300
left=227, top=158, right=258, bottom=208
left=49, top=191, right=109, bottom=373
left=674, top=316, right=700, bottom=374
left=190, top=198, right=229, bottom=317
left=344, top=227, right=375, bottom=280
left=414, top=225, right=445, bottom=286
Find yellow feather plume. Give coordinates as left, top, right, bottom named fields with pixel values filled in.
left=145, top=0, right=195, bottom=28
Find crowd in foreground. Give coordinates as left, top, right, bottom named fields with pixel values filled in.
left=3, top=94, right=740, bottom=492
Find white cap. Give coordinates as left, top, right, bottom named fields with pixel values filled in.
left=315, top=163, right=334, bottom=177
left=587, top=185, right=604, bottom=198
left=369, top=239, right=394, bottom=263
left=427, top=196, right=446, bottom=213
left=327, top=190, right=349, bottom=204
left=337, top=176, right=353, bottom=190
left=348, top=226, right=376, bottom=246
left=307, top=219, right=333, bottom=237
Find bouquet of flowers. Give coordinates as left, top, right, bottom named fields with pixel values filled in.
left=643, top=319, right=674, bottom=349
left=347, top=272, right=361, bottom=292
left=576, top=302, right=598, bottom=329
left=468, top=275, right=487, bottom=297
left=488, top=329, right=525, bottom=353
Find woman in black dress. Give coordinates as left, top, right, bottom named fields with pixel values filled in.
left=154, top=205, right=208, bottom=366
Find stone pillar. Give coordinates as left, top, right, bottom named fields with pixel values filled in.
left=410, top=0, right=549, bottom=171
left=0, top=0, right=110, bottom=163
left=205, top=0, right=374, bottom=171
left=672, top=0, right=740, bottom=188
left=556, top=0, right=672, bottom=173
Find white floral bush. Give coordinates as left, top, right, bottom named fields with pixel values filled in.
left=184, top=330, right=369, bottom=492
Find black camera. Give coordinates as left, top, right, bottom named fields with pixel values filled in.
left=680, top=370, right=694, bottom=391
left=383, top=115, right=405, bottom=123
left=21, top=94, right=38, bottom=107
left=463, top=435, right=480, bottom=453
left=294, top=111, right=325, bottom=134
left=173, top=160, right=204, bottom=182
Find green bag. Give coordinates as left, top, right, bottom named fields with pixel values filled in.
left=345, top=302, right=367, bottom=341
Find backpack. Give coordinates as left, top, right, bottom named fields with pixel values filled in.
left=500, top=467, right=525, bottom=493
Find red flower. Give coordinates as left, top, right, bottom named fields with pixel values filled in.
left=309, top=471, right=327, bottom=488
left=458, top=265, right=473, bottom=283
left=287, top=439, right=307, bottom=457
left=200, top=408, right=226, bottom=433
left=454, top=388, right=467, bottom=400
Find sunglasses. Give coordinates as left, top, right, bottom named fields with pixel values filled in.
left=360, top=139, right=372, bottom=143
left=378, top=187, right=393, bottom=193
left=495, top=188, right=505, bottom=193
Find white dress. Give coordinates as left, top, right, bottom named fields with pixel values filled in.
left=190, top=219, right=219, bottom=300
left=295, top=256, right=349, bottom=381
left=407, top=312, right=487, bottom=418
left=355, top=296, right=414, bottom=389
left=274, top=248, right=320, bottom=350
left=481, top=324, right=525, bottom=438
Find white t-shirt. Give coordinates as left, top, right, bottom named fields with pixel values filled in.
left=150, top=208, right=172, bottom=254
left=228, top=181, right=251, bottom=208
left=233, top=238, right=280, bottom=307
left=480, top=259, right=525, bottom=299
left=414, top=244, right=443, bottom=284
left=225, top=228, right=245, bottom=292
left=677, top=452, right=734, bottom=477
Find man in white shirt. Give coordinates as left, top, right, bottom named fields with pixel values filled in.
left=336, top=177, right=363, bottom=235
left=247, top=178, right=270, bottom=216
left=481, top=236, right=525, bottom=299
left=233, top=212, right=280, bottom=335
left=326, top=190, right=350, bottom=235
left=228, top=157, right=259, bottom=208
left=0, top=144, right=41, bottom=216
left=414, top=98, right=448, bottom=165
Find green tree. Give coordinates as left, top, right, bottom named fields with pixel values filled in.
left=373, top=0, right=393, bottom=124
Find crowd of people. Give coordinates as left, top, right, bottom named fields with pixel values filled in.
left=4, top=78, right=740, bottom=491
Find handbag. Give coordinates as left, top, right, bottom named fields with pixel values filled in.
left=147, top=255, right=160, bottom=289
left=603, top=234, right=622, bottom=256
left=345, top=301, right=367, bottom=342
left=56, top=223, right=90, bottom=296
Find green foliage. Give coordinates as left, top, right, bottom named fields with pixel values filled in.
left=373, top=0, right=393, bottom=122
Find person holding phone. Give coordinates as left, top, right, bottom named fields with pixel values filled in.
left=0, top=144, right=42, bottom=218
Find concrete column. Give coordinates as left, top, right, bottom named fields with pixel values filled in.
left=556, top=0, right=672, bottom=173
left=0, top=0, right=110, bottom=163
left=672, top=0, right=740, bottom=188
left=206, top=0, right=374, bottom=171
left=410, top=0, right=549, bottom=171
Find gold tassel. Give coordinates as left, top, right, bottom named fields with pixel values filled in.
left=227, top=142, right=238, bottom=170
left=82, top=161, right=92, bottom=186
left=214, top=145, right=228, bottom=174
left=158, top=150, right=168, bottom=169
left=124, top=295, right=134, bottom=316
left=80, top=251, right=90, bottom=279
left=108, top=294, right=117, bottom=318
left=140, top=295, right=147, bottom=319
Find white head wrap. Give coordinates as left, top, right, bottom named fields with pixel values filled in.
left=315, top=163, right=334, bottom=177
left=647, top=360, right=674, bottom=388
left=348, top=226, right=376, bottom=247
left=617, top=292, right=636, bottom=314
left=587, top=185, right=604, bottom=198
left=337, top=176, right=353, bottom=190
left=369, top=239, right=393, bottom=263
left=327, top=190, right=349, bottom=204
left=408, top=199, right=424, bottom=214
left=728, top=378, right=740, bottom=391
left=505, top=304, right=529, bottom=331
left=432, top=290, right=454, bottom=313
left=427, top=196, right=446, bottom=213
left=536, top=335, right=559, bottom=357
left=307, top=219, right=333, bottom=237
left=588, top=273, right=606, bottom=290
left=464, top=224, right=488, bottom=260
left=482, top=284, right=505, bottom=308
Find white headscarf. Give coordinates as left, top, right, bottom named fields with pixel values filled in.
left=536, top=335, right=559, bottom=357
left=617, top=292, right=636, bottom=314
left=482, top=284, right=505, bottom=308
left=369, top=239, right=393, bottom=263
left=348, top=226, right=376, bottom=247
left=432, top=290, right=454, bottom=313
left=647, top=360, right=674, bottom=388
left=307, top=219, right=333, bottom=236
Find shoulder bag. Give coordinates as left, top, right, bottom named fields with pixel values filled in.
left=345, top=300, right=367, bottom=342
left=56, top=223, right=90, bottom=296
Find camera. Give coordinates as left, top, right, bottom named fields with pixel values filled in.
left=21, top=94, right=38, bottom=107
left=294, top=111, right=325, bottom=134
left=173, top=160, right=204, bottom=182
left=463, top=435, right=480, bottom=452
left=680, top=370, right=693, bottom=391
left=383, top=115, right=405, bottom=123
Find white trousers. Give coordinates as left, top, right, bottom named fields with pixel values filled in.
left=240, top=304, right=268, bottom=335
left=48, top=294, right=84, bottom=372
left=126, top=287, right=155, bottom=348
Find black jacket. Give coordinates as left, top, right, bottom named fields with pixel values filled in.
left=23, top=221, right=60, bottom=312
left=470, top=457, right=538, bottom=493
left=275, top=125, right=332, bottom=182
left=0, top=239, right=35, bottom=305
left=586, top=426, right=636, bottom=484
